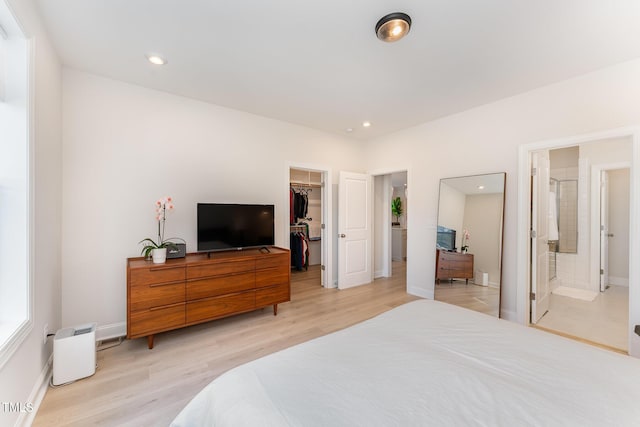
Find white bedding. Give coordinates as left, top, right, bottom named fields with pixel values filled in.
left=172, top=300, right=640, bottom=426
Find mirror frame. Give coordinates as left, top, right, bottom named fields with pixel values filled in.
left=435, top=172, right=506, bottom=317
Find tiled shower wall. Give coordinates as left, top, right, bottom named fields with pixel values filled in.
left=550, top=159, right=592, bottom=290
left=558, top=180, right=578, bottom=252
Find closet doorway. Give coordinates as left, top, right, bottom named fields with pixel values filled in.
left=289, top=167, right=329, bottom=288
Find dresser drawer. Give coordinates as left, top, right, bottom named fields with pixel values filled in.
left=255, top=283, right=290, bottom=308
left=130, top=282, right=185, bottom=311
left=186, top=272, right=255, bottom=300
left=186, top=291, right=255, bottom=324
left=256, top=254, right=288, bottom=271
left=187, top=259, right=255, bottom=279
left=446, top=261, right=473, bottom=271
left=130, top=266, right=185, bottom=287
left=129, top=303, right=185, bottom=337
left=439, top=252, right=471, bottom=261
left=255, top=267, right=288, bottom=289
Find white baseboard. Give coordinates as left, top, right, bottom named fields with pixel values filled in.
left=96, top=322, right=126, bottom=341
left=408, top=285, right=433, bottom=300
left=500, top=309, right=517, bottom=322
left=16, top=353, right=52, bottom=427
left=374, top=269, right=391, bottom=279
left=609, top=276, right=629, bottom=287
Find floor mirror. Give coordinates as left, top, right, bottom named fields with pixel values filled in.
left=434, top=172, right=506, bottom=317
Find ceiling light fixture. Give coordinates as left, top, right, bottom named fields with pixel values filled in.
left=375, top=12, right=412, bottom=43
left=345, top=128, right=354, bottom=133
left=478, top=185, right=485, bottom=190
left=146, top=54, right=167, bottom=65
left=362, top=121, right=371, bottom=128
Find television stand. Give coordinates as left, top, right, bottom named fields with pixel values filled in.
left=260, top=246, right=271, bottom=253
left=127, top=247, right=291, bottom=349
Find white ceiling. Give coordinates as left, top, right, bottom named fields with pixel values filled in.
left=36, top=1, right=640, bottom=139
left=441, top=173, right=505, bottom=195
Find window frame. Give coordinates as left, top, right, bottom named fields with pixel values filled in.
left=0, top=15, right=34, bottom=370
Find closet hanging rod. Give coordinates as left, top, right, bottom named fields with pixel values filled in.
left=290, top=181, right=321, bottom=188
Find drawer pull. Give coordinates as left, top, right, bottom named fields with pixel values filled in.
left=186, top=270, right=252, bottom=282
left=149, top=302, right=184, bottom=311
left=149, top=266, right=183, bottom=272
left=149, top=280, right=184, bottom=288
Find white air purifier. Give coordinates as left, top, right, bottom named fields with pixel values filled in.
left=52, top=323, right=97, bottom=385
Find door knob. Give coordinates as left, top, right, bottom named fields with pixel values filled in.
left=607, top=233, right=614, bottom=237
left=339, top=234, right=346, bottom=238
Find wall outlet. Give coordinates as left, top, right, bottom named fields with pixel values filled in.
left=43, top=323, right=49, bottom=345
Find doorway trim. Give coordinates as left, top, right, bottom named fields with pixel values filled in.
left=516, top=126, right=640, bottom=356
left=286, top=162, right=333, bottom=288
left=590, top=162, right=631, bottom=293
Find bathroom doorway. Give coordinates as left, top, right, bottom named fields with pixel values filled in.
left=529, top=138, right=631, bottom=351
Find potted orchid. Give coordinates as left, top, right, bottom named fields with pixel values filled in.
left=460, top=229, right=470, bottom=253
left=139, top=196, right=184, bottom=264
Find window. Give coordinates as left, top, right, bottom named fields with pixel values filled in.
left=0, top=6, right=32, bottom=369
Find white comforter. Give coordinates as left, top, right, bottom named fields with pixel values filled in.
left=172, top=300, right=640, bottom=426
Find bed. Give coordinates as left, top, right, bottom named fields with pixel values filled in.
left=171, top=300, right=640, bottom=426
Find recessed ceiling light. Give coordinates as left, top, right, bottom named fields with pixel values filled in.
left=478, top=185, right=485, bottom=190
left=375, top=12, right=412, bottom=43
left=146, top=54, right=167, bottom=65
left=345, top=128, right=354, bottom=133
left=362, top=121, right=371, bottom=128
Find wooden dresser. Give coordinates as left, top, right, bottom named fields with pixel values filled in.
left=435, top=249, right=474, bottom=284
left=127, top=247, right=290, bottom=349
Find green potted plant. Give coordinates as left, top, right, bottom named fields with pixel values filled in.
left=391, top=196, right=403, bottom=226
left=139, top=196, right=184, bottom=263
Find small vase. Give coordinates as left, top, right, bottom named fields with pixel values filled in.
left=152, top=248, right=167, bottom=264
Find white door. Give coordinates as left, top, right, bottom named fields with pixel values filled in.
left=338, top=171, right=373, bottom=289
left=531, top=151, right=550, bottom=323
left=600, top=171, right=610, bottom=292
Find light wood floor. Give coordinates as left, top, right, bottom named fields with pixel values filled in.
left=434, top=280, right=500, bottom=317
left=34, top=262, right=418, bottom=426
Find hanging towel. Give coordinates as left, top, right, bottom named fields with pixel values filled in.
left=548, top=191, right=559, bottom=241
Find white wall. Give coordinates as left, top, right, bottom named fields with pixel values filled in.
left=61, top=69, right=365, bottom=336
left=608, top=168, right=630, bottom=285
left=365, top=58, right=640, bottom=316
left=0, top=0, right=62, bottom=426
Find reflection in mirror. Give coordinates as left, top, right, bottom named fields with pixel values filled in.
left=434, top=173, right=506, bottom=317
left=549, top=147, right=579, bottom=254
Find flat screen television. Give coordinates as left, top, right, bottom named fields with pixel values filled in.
left=197, top=203, right=275, bottom=252
left=436, top=225, right=456, bottom=251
